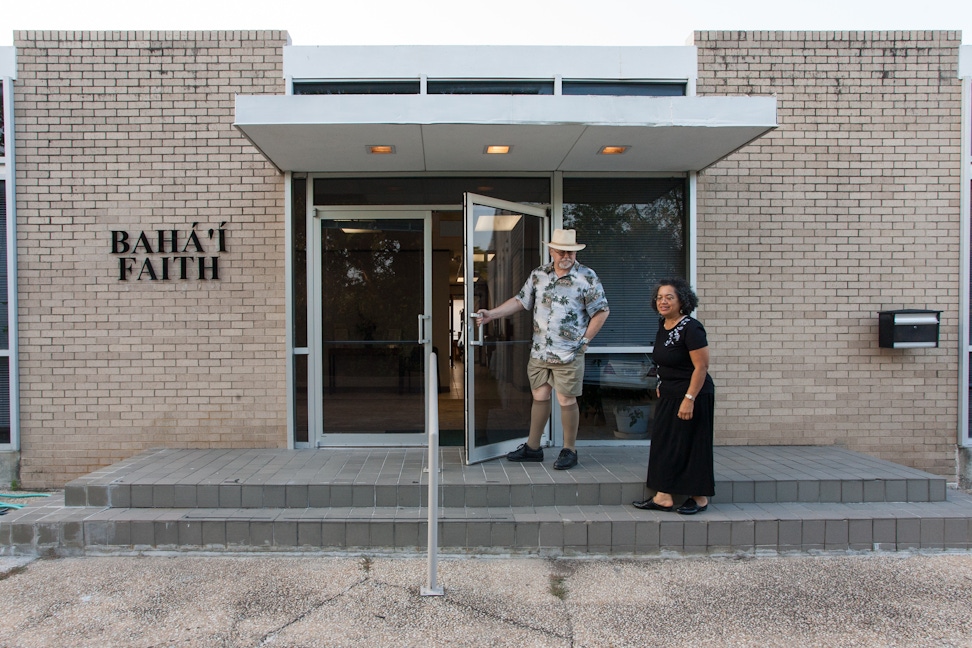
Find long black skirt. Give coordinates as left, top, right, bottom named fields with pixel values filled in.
left=646, top=393, right=715, bottom=496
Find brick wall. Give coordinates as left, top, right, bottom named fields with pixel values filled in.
left=694, top=31, right=963, bottom=477
left=13, top=31, right=288, bottom=487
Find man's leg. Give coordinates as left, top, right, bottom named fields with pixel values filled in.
left=527, top=398, right=552, bottom=449
left=558, top=395, right=579, bottom=450
left=527, top=383, right=553, bottom=449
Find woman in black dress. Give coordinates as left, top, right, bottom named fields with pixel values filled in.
left=633, top=278, right=715, bottom=515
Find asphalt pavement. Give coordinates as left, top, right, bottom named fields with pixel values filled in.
left=2, top=550, right=972, bottom=647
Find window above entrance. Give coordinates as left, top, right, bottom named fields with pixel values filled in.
left=312, top=177, right=550, bottom=206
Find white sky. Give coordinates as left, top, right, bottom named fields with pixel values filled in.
left=1, top=0, right=970, bottom=47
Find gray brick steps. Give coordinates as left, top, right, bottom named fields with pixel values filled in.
left=5, top=491, right=972, bottom=556
left=3, top=446, right=966, bottom=557
left=63, top=478, right=950, bottom=509
left=62, top=446, right=948, bottom=508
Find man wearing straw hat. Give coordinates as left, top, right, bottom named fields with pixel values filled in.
left=477, top=229, right=609, bottom=470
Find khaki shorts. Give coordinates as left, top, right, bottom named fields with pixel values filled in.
left=527, top=355, right=585, bottom=397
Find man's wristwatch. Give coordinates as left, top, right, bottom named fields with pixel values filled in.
left=580, top=337, right=590, bottom=346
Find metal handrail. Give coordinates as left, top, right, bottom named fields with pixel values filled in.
left=421, top=351, right=444, bottom=597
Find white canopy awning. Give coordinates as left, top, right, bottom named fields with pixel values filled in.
left=234, top=94, right=777, bottom=173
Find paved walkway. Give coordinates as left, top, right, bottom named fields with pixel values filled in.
left=1, top=551, right=971, bottom=647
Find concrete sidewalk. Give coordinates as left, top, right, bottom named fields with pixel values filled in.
left=2, top=551, right=971, bottom=647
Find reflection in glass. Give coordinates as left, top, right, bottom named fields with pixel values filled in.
left=292, top=177, right=307, bottom=348
left=0, top=357, right=8, bottom=444
left=563, top=178, right=684, bottom=442
left=564, top=178, right=686, bottom=347
left=469, top=205, right=539, bottom=448
left=293, top=354, right=308, bottom=444
left=578, top=353, right=657, bottom=441
left=0, top=180, right=7, bottom=352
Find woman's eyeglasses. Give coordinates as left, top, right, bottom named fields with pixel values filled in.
left=655, top=295, right=677, bottom=303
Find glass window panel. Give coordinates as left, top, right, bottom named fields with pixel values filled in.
left=0, top=179, right=6, bottom=351
left=294, top=354, right=309, bottom=444
left=321, top=219, right=426, bottom=434
left=578, top=352, right=656, bottom=441
left=314, top=177, right=550, bottom=206
left=562, top=81, right=686, bottom=96
left=292, top=177, right=307, bottom=348
left=0, top=357, right=8, bottom=444
left=427, top=80, right=553, bottom=95
left=293, top=81, right=420, bottom=95
left=563, top=178, right=687, bottom=347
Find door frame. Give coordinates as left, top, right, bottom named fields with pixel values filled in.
left=311, top=206, right=433, bottom=447
left=463, top=193, right=550, bottom=464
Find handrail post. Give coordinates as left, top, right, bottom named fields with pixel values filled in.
left=421, top=351, right=444, bottom=597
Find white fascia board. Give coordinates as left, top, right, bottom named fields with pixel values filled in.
left=961, top=45, right=972, bottom=79
left=235, top=93, right=773, bottom=129
left=0, top=48, right=17, bottom=80
left=284, top=45, right=697, bottom=82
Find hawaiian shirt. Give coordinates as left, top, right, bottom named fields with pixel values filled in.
left=515, top=261, right=609, bottom=364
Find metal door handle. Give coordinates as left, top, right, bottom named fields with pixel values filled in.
left=417, top=314, right=430, bottom=344
left=470, top=313, right=484, bottom=347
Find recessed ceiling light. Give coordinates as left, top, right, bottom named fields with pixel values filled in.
left=484, top=145, right=511, bottom=154
left=598, top=145, right=629, bottom=155
left=368, top=145, right=396, bottom=154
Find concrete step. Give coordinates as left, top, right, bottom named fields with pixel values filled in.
left=5, top=490, right=972, bottom=557
left=6, top=446, right=963, bottom=558
left=61, top=446, right=949, bottom=509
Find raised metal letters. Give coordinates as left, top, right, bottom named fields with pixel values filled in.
left=111, top=222, right=227, bottom=281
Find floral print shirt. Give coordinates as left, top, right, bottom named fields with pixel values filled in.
left=515, top=261, right=609, bottom=364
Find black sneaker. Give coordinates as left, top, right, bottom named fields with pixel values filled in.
left=553, top=448, right=578, bottom=470
left=507, top=443, right=543, bottom=462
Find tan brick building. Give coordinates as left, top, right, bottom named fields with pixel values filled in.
left=695, top=31, right=965, bottom=477
left=0, top=30, right=969, bottom=488
left=3, top=32, right=290, bottom=486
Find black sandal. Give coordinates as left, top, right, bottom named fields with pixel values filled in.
left=632, top=499, right=674, bottom=512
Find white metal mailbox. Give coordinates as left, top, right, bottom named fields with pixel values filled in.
left=878, top=309, right=941, bottom=349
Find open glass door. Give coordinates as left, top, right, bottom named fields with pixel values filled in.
left=463, top=194, right=548, bottom=463
left=314, top=210, right=432, bottom=446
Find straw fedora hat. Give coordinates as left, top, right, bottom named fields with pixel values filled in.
left=547, top=229, right=586, bottom=251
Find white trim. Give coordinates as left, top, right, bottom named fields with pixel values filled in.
left=0, top=48, right=16, bottom=80
left=463, top=193, right=549, bottom=463
left=237, top=94, right=775, bottom=128
left=311, top=208, right=433, bottom=448
left=284, top=45, right=698, bottom=83
left=959, top=45, right=972, bottom=79
left=308, top=187, right=323, bottom=447
left=961, top=70, right=972, bottom=447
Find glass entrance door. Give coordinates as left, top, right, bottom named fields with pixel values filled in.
left=463, top=194, right=548, bottom=463
left=314, top=211, right=431, bottom=445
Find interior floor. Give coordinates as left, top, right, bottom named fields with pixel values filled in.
left=319, top=355, right=637, bottom=444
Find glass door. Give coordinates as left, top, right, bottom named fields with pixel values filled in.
left=314, top=210, right=432, bottom=446
left=463, top=194, right=548, bottom=463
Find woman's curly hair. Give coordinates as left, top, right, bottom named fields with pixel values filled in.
left=650, top=277, right=699, bottom=315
